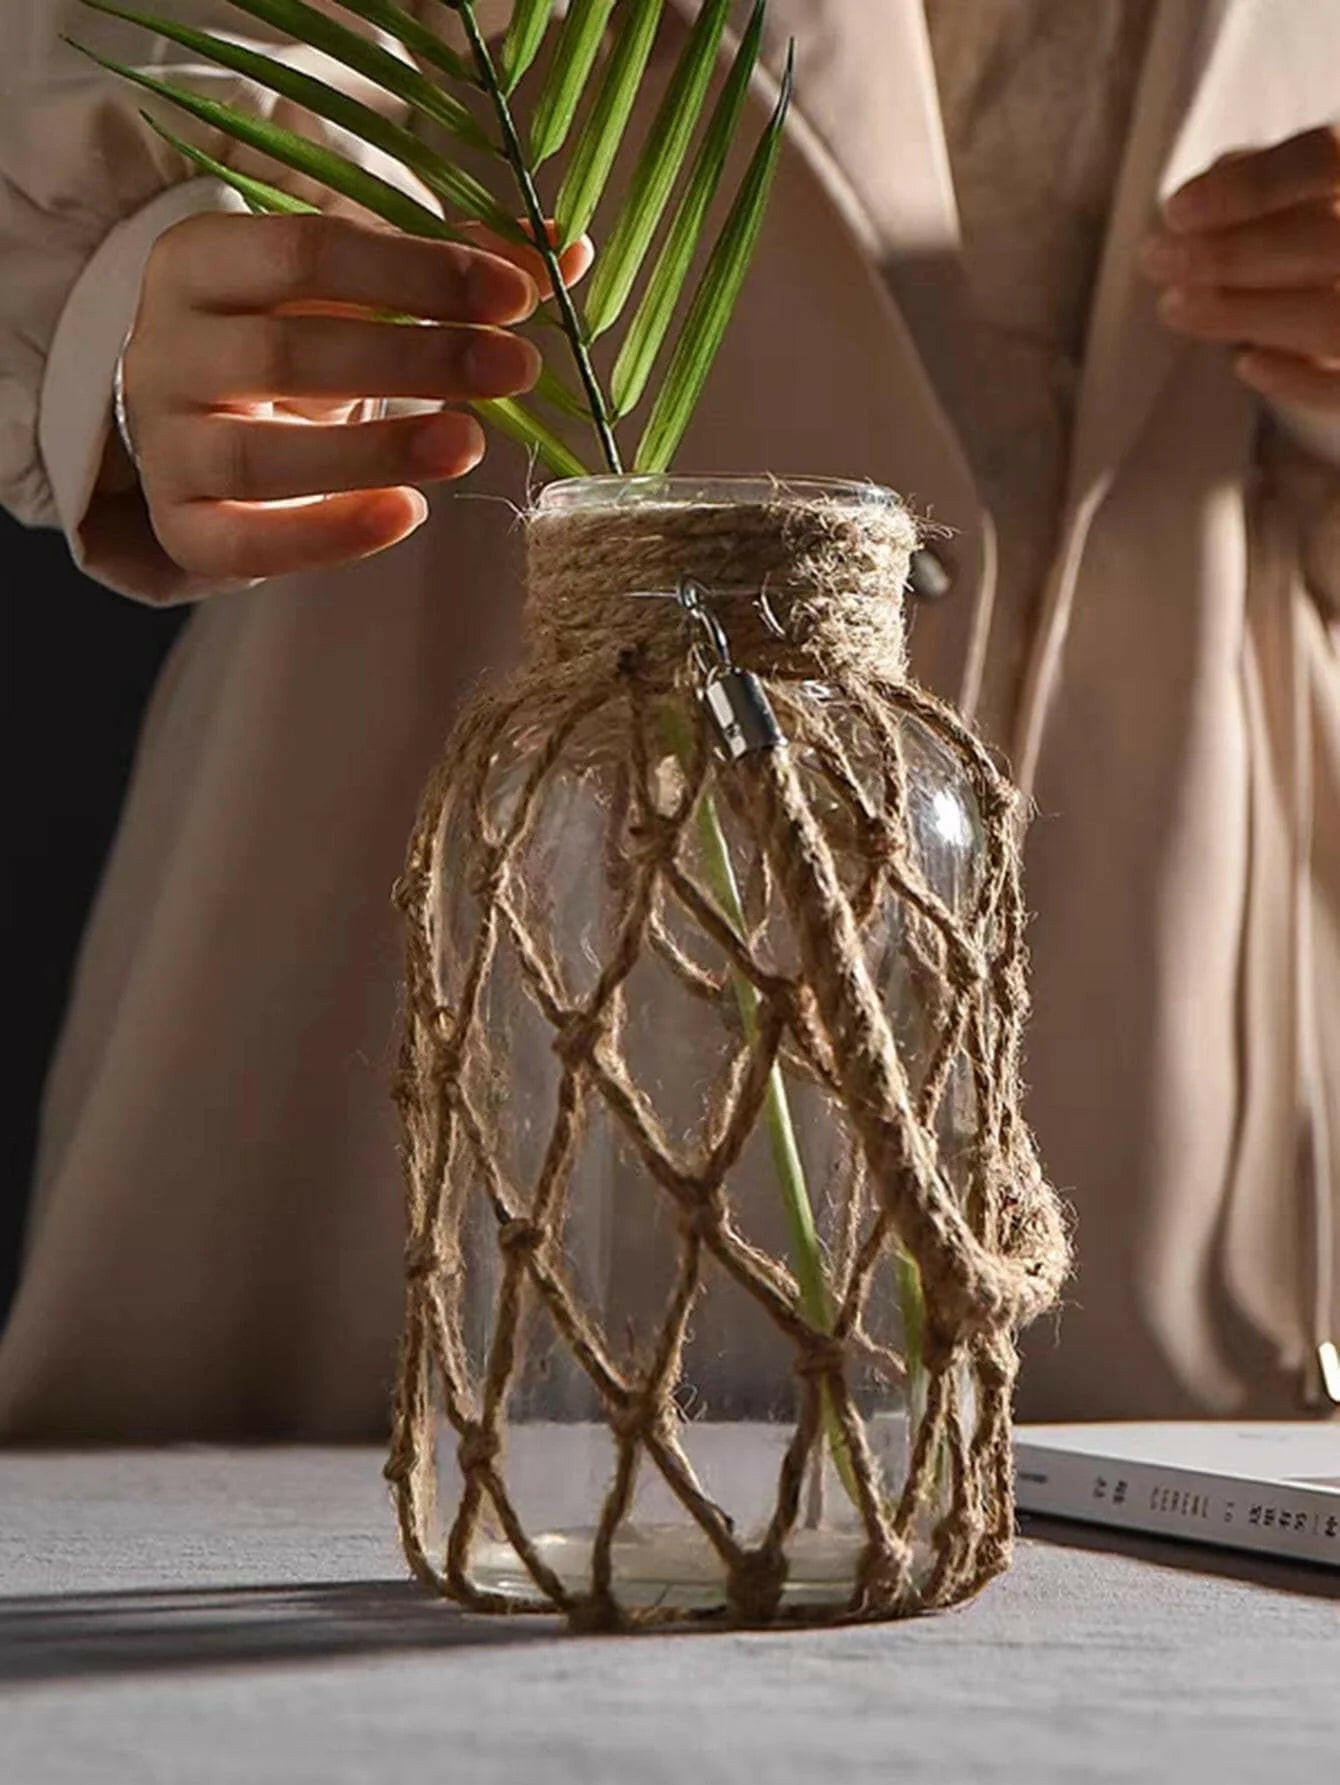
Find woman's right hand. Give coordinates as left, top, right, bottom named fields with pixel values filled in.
left=120, top=210, right=581, bottom=582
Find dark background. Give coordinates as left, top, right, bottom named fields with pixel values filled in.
left=2, top=509, right=185, bottom=1327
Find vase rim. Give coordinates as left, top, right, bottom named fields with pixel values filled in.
left=536, top=473, right=900, bottom=514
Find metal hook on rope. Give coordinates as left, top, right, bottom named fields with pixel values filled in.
left=675, top=575, right=787, bottom=762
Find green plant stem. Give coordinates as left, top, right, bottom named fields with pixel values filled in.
left=660, top=706, right=860, bottom=1510
left=456, top=0, right=623, bottom=474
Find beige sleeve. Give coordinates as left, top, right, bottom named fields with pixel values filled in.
left=0, top=3, right=423, bottom=603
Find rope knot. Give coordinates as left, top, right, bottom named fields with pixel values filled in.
left=857, top=811, right=899, bottom=867
left=727, top=1542, right=789, bottom=1624
left=552, top=1006, right=605, bottom=1068
left=467, top=845, right=505, bottom=904
left=681, top=1185, right=729, bottom=1242
left=498, top=1216, right=544, bottom=1258
left=854, top=1536, right=913, bottom=1612
left=794, top=1333, right=848, bottom=1382
left=404, top=1235, right=446, bottom=1282
left=608, top=1391, right=670, bottom=1445
left=457, top=1425, right=501, bottom=1476
left=625, top=809, right=682, bottom=868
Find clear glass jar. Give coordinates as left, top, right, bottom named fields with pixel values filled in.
left=433, top=477, right=983, bottom=1614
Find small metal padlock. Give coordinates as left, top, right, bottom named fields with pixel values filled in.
left=702, top=669, right=786, bottom=761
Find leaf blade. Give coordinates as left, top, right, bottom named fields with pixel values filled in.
left=583, top=0, right=729, bottom=338
left=555, top=0, right=663, bottom=251
left=473, top=397, right=590, bottom=478
left=70, top=43, right=460, bottom=239
left=77, top=3, right=521, bottom=238
left=528, top=0, right=615, bottom=166
left=634, top=40, right=793, bottom=473
left=323, top=0, right=470, bottom=83
left=500, top=0, right=554, bottom=94
left=533, top=363, right=591, bottom=421
left=224, top=0, right=488, bottom=144
left=139, top=109, right=320, bottom=213
left=610, top=0, right=765, bottom=418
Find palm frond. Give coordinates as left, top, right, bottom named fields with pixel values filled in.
left=141, top=108, right=320, bottom=213
left=474, top=397, right=590, bottom=478
left=528, top=0, right=615, bottom=166
left=71, top=42, right=460, bottom=238
left=554, top=0, right=662, bottom=251
left=533, top=363, right=591, bottom=421
left=220, top=0, right=486, bottom=142
left=500, top=0, right=554, bottom=94
left=84, top=0, right=796, bottom=481
left=75, top=5, right=521, bottom=238
left=635, top=41, right=793, bottom=472
left=322, top=0, right=470, bottom=84
left=89, top=0, right=487, bottom=148
left=583, top=0, right=728, bottom=338
left=610, top=0, right=765, bottom=418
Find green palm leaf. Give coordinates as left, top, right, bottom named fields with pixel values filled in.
left=582, top=0, right=729, bottom=338
left=70, top=45, right=460, bottom=239
left=74, top=6, right=520, bottom=238
left=474, top=397, right=589, bottom=478
left=324, top=0, right=469, bottom=84
left=528, top=0, right=614, bottom=166
left=634, top=41, right=793, bottom=472
left=140, top=109, right=320, bottom=213
left=555, top=0, right=663, bottom=250
left=533, top=363, right=591, bottom=421
left=225, top=0, right=486, bottom=143
left=500, top=0, right=554, bottom=94
left=610, top=0, right=765, bottom=418
left=86, top=0, right=488, bottom=150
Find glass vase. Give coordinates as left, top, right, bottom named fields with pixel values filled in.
left=388, top=475, right=1064, bottom=1628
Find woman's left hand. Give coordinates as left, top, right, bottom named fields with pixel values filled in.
left=1140, top=124, right=1340, bottom=414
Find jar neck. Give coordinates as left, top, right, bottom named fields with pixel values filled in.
left=524, top=478, right=916, bottom=684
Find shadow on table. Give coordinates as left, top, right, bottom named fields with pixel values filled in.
left=1019, top=1515, right=1340, bottom=1602
left=0, top=1580, right=565, bottom=1683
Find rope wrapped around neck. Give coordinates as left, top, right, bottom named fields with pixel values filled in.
left=525, top=495, right=917, bottom=683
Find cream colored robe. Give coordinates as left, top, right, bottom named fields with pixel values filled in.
left=0, top=1, right=1337, bottom=1435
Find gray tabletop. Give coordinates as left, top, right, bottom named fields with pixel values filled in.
left=2, top=1448, right=1336, bottom=1784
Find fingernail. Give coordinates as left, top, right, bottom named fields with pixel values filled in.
left=412, top=413, right=484, bottom=473
left=469, top=256, right=538, bottom=324
left=405, top=490, right=430, bottom=532
left=1138, top=233, right=1187, bottom=280
left=464, top=330, right=541, bottom=395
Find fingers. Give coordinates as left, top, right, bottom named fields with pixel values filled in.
left=1143, top=130, right=1340, bottom=416
left=153, top=409, right=485, bottom=503
left=147, top=212, right=539, bottom=326
left=124, top=209, right=597, bottom=586
left=1140, top=200, right=1340, bottom=290
left=460, top=219, right=596, bottom=295
left=142, top=313, right=541, bottom=405
left=1235, top=348, right=1340, bottom=413
left=155, top=487, right=431, bottom=582
left=1164, top=125, right=1340, bottom=231
left=1155, top=284, right=1340, bottom=361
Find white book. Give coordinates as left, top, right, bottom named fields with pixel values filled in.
left=1013, top=1421, right=1340, bottom=1569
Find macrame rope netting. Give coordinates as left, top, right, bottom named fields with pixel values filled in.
left=385, top=491, right=1070, bottom=1630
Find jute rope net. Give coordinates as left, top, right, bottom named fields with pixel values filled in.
left=387, top=488, right=1070, bottom=1630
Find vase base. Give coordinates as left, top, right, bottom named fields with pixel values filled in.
left=470, top=1522, right=883, bottom=1613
